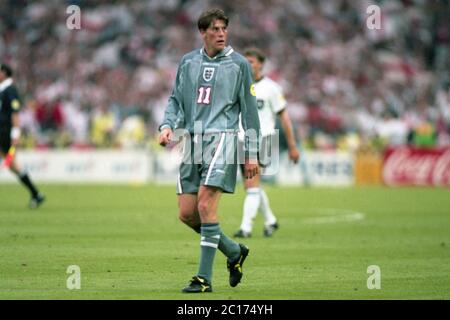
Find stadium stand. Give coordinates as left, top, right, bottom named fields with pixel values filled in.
left=0, top=0, right=449, bottom=150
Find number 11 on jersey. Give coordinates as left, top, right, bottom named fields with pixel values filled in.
left=197, top=86, right=212, bottom=105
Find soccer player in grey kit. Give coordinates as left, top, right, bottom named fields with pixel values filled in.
left=159, top=9, right=261, bottom=293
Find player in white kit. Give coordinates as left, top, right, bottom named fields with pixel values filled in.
left=234, top=48, right=300, bottom=238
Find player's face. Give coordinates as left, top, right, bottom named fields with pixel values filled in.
left=201, top=19, right=228, bottom=57
left=246, top=55, right=263, bottom=79
left=0, top=70, right=6, bottom=82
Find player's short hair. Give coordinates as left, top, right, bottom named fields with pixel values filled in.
left=0, top=63, right=13, bottom=77
left=197, top=9, right=229, bottom=31
left=244, top=47, right=266, bottom=64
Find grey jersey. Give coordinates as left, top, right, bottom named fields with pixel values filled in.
left=160, top=46, right=260, bottom=158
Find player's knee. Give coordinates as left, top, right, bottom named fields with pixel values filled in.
left=197, top=199, right=210, bottom=216
left=244, top=175, right=260, bottom=189
left=178, top=210, right=193, bottom=224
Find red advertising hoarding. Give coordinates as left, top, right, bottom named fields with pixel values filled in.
left=383, top=147, right=450, bottom=186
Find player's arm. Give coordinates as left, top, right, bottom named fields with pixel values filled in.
left=3, top=90, right=21, bottom=168
left=239, top=61, right=261, bottom=179
left=277, top=108, right=300, bottom=163
left=9, top=88, right=22, bottom=146
left=11, top=112, right=21, bottom=146
left=159, top=60, right=185, bottom=147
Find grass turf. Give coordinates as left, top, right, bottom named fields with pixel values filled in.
left=0, top=184, right=449, bottom=299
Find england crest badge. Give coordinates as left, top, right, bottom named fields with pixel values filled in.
left=203, top=67, right=215, bottom=82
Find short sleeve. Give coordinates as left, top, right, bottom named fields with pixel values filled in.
left=270, top=83, right=287, bottom=114
left=8, top=87, right=22, bottom=112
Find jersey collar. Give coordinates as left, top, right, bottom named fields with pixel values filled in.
left=0, top=78, right=13, bottom=92
left=200, top=46, right=234, bottom=60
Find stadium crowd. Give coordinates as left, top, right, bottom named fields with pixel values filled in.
left=1, top=0, right=449, bottom=150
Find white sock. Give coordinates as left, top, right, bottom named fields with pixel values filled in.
left=259, top=188, right=277, bottom=226
left=239, top=188, right=261, bottom=233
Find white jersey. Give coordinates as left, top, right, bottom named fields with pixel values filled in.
left=239, top=76, right=286, bottom=139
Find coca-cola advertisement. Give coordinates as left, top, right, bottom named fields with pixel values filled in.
left=383, top=147, right=450, bottom=186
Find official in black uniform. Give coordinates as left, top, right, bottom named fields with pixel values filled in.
left=0, top=63, right=45, bottom=208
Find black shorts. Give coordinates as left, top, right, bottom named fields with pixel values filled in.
left=0, top=129, right=11, bottom=154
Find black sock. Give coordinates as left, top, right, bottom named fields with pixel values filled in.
left=18, top=173, right=39, bottom=198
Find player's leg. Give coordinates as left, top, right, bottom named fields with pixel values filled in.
left=200, top=133, right=248, bottom=287
left=234, top=138, right=261, bottom=238
left=180, top=134, right=228, bottom=292
left=234, top=170, right=261, bottom=237
left=177, top=143, right=202, bottom=227
left=178, top=162, right=216, bottom=292
left=182, top=133, right=248, bottom=292
left=177, top=143, right=234, bottom=248
left=191, top=185, right=248, bottom=289
left=181, top=185, right=221, bottom=293
left=196, top=185, right=222, bottom=283
left=0, top=139, right=44, bottom=209
left=179, top=133, right=221, bottom=292
left=195, top=185, right=247, bottom=288
left=178, top=192, right=242, bottom=263
left=257, top=135, right=278, bottom=236
left=259, top=187, right=278, bottom=236
left=178, top=193, right=201, bottom=233
left=8, top=157, right=45, bottom=208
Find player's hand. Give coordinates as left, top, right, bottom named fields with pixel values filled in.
left=288, top=146, right=300, bottom=164
left=159, top=128, right=173, bottom=147
left=244, top=160, right=259, bottom=180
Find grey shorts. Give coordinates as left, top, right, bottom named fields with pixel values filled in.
left=177, top=132, right=238, bottom=194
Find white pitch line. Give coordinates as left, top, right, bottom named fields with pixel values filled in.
left=302, top=208, right=365, bottom=225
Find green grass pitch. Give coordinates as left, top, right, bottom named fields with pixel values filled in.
left=0, top=184, right=449, bottom=299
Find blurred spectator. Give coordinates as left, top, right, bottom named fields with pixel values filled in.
left=117, top=115, right=146, bottom=149
left=91, top=104, right=116, bottom=147
left=410, top=121, right=437, bottom=148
